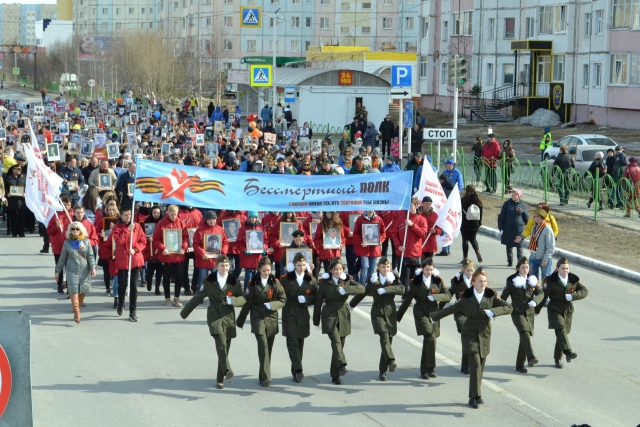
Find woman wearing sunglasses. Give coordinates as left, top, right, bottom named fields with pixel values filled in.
left=55, top=221, right=97, bottom=324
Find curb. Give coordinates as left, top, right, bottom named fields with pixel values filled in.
left=479, top=225, right=640, bottom=282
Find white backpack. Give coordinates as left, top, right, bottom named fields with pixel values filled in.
left=465, top=204, right=481, bottom=221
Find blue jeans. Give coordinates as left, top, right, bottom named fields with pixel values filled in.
left=244, top=268, right=255, bottom=292
left=359, top=256, right=378, bottom=284
left=198, top=268, right=216, bottom=289
left=529, top=257, right=551, bottom=280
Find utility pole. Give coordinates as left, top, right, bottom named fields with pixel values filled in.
left=448, top=55, right=467, bottom=162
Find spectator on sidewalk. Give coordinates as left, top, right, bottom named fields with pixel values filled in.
left=501, top=139, right=516, bottom=193
left=586, top=151, right=606, bottom=211
left=622, top=157, right=640, bottom=218
left=482, top=133, right=500, bottom=193
left=517, top=209, right=555, bottom=279
left=498, top=189, right=528, bottom=267
left=521, top=203, right=559, bottom=241
left=552, top=146, right=575, bottom=206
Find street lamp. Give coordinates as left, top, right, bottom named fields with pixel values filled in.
left=263, top=9, right=283, bottom=111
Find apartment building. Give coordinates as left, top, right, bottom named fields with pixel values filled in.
left=73, top=0, right=159, bottom=36
left=0, top=4, right=57, bottom=45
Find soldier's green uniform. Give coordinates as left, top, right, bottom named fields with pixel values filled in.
left=236, top=273, right=287, bottom=386
left=432, top=286, right=512, bottom=407
left=397, top=271, right=451, bottom=378
left=501, top=272, right=544, bottom=371
left=180, top=271, right=246, bottom=388
left=349, top=270, right=404, bottom=379
left=313, top=272, right=365, bottom=384
left=279, top=266, right=318, bottom=382
left=542, top=270, right=588, bottom=366
left=449, top=273, right=472, bottom=373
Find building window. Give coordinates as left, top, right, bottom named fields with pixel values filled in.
left=341, top=26, right=350, bottom=34
left=583, top=64, right=590, bottom=87
left=206, top=17, right=211, bottom=26
left=420, top=55, right=428, bottom=78
left=594, top=63, right=602, bottom=87
left=141, top=7, right=145, bottom=14
left=149, top=22, right=153, bottom=29
left=442, top=21, right=448, bottom=40
left=552, top=55, right=565, bottom=81
left=341, top=2, right=349, bottom=10
left=247, top=40, right=256, bottom=51
left=248, top=0, right=256, bottom=3
left=540, top=6, right=552, bottom=33
left=630, top=54, right=640, bottom=85
left=383, top=0, right=392, bottom=4
left=422, top=17, right=429, bottom=38
left=453, top=11, right=472, bottom=35
left=441, top=62, right=448, bottom=83
left=116, top=22, right=121, bottom=29
left=487, top=18, right=494, bottom=40
left=271, top=0, right=279, bottom=3
left=320, top=18, right=329, bottom=29
left=292, top=0, right=300, bottom=3
left=305, top=41, right=311, bottom=51
left=503, top=64, right=514, bottom=84
left=406, top=17, right=414, bottom=29
left=383, top=17, right=392, bottom=29
left=320, top=0, right=329, bottom=4
left=405, top=42, right=416, bottom=51
left=362, top=2, right=371, bottom=9
left=486, top=63, right=494, bottom=85
left=585, top=13, right=592, bottom=36
left=116, top=8, right=121, bottom=15
left=224, top=16, right=232, bottom=27
left=291, top=17, right=299, bottom=28
left=504, top=18, right=515, bottom=39
left=269, top=40, right=280, bottom=51
left=224, top=39, right=232, bottom=50
left=128, top=7, right=134, bottom=14
left=102, top=7, right=108, bottom=14
left=291, top=40, right=299, bottom=52
left=270, top=18, right=280, bottom=27
left=173, top=2, right=178, bottom=11
left=610, top=54, right=628, bottom=84
left=526, top=17, right=534, bottom=38
left=305, top=17, right=312, bottom=28
left=554, top=5, right=567, bottom=32
left=362, top=26, right=371, bottom=34
left=612, top=0, right=633, bottom=28
left=149, top=7, right=153, bottom=14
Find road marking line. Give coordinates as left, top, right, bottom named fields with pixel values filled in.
left=353, top=307, right=565, bottom=425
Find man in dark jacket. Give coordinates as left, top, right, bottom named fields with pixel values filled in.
left=379, top=114, right=395, bottom=157
left=410, top=124, right=422, bottom=154
left=405, top=152, right=424, bottom=187
left=58, top=156, right=85, bottom=206
left=348, top=117, right=366, bottom=143
left=82, top=156, right=99, bottom=184
left=552, top=145, right=575, bottom=205
left=116, top=162, right=137, bottom=210
left=316, top=159, right=339, bottom=175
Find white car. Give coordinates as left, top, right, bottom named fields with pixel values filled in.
left=543, top=134, right=618, bottom=160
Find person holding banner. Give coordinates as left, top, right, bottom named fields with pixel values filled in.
left=239, top=211, right=268, bottom=291
left=313, top=212, right=345, bottom=273
left=353, top=211, right=386, bottom=284
left=193, top=211, right=229, bottom=289
left=112, top=207, right=147, bottom=322
left=419, top=197, right=441, bottom=259
left=391, top=198, right=428, bottom=293
left=152, top=205, right=189, bottom=307
left=339, top=210, right=363, bottom=280
left=47, top=195, right=73, bottom=295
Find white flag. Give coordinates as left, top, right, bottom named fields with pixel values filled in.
left=434, top=186, right=463, bottom=247
left=23, top=143, right=65, bottom=225
left=413, top=158, right=447, bottom=214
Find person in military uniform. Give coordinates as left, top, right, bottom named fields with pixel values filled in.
left=349, top=257, right=404, bottom=381
left=313, top=257, right=365, bottom=385
left=279, top=252, right=318, bottom=383
left=397, top=258, right=451, bottom=379
left=448, top=259, right=476, bottom=375
left=501, top=257, right=545, bottom=374
left=432, top=268, right=512, bottom=409
left=179, top=256, right=246, bottom=389
left=541, top=257, right=588, bottom=368
left=236, top=256, right=287, bottom=387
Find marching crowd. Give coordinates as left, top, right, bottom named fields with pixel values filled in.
left=1, top=95, right=589, bottom=410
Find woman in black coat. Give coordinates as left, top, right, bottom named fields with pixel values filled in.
left=460, top=185, right=483, bottom=263
left=497, top=189, right=528, bottom=267
left=4, top=164, right=27, bottom=237
left=586, top=151, right=606, bottom=210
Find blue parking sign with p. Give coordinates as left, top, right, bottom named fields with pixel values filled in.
left=391, top=65, right=412, bottom=87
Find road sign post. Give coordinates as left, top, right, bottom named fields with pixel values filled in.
left=88, top=79, right=95, bottom=101
left=391, top=65, right=413, bottom=167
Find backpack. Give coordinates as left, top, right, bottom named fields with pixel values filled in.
left=465, top=204, right=481, bottom=221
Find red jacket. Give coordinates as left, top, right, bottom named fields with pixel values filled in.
left=391, top=211, right=428, bottom=258
left=339, top=211, right=364, bottom=246
left=353, top=213, right=386, bottom=257
left=141, top=219, right=160, bottom=262
left=261, top=212, right=281, bottom=254
left=379, top=210, right=399, bottom=242
left=193, top=223, right=229, bottom=269
left=47, top=211, right=71, bottom=255
left=134, top=211, right=149, bottom=224
left=420, top=209, right=441, bottom=254
left=178, top=208, right=203, bottom=228
left=218, top=211, right=247, bottom=255
left=269, top=218, right=303, bottom=263
left=152, top=216, right=189, bottom=264
left=76, top=217, right=99, bottom=247
left=481, top=140, right=501, bottom=168
left=313, top=224, right=345, bottom=261
left=111, top=222, right=147, bottom=270
left=239, top=221, right=268, bottom=269
left=95, top=215, right=115, bottom=260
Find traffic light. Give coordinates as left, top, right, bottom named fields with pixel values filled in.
left=448, top=57, right=457, bottom=85
left=455, top=56, right=468, bottom=86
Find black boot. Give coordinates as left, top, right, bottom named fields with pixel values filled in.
left=113, top=297, right=118, bottom=309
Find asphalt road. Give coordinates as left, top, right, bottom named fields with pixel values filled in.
left=1, top=228, right=638, bottom=427
left=1, top=86, right=42, bottom=104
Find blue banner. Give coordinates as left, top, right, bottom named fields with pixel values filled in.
left=134, top=159, right=413, bottom=212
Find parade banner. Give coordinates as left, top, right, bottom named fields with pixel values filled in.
left=134, top=159, right=413, bottom=212
left=434, top=186, right=462, bottom=247
left=413, top=159, right=447, bottom=213
left=23, top=143, right=65, bottom=225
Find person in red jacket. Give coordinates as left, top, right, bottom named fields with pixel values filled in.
left=96, top=201, right=119, bottom=301
left=218, top=210, right=247, bottom=279
left=481, top=133, right=501, bottom=193
left=134, top=202, right=152, bottom=224
left=270, top=211, right=303, bottom=277
left=339, top=210, right=363, bottom=279
left=111, top=207, right=147, bottom=321
left=193, top=210, right=229, bottom=288
left=419, top=196, right=441, bottom=259
left=238, top=211, right=268, bottom=291
left=47, top=195, right=72, bottom=295
left=262, top=211, right=281, bottom=274
left=353, top=211, right=386, bottom=283
left=313, top=212, right=345, bottom=273
left=178, top=206, right=203, bottom=295
left=143, top=206, right=163, bottom=294
left=392, top=198, right=428, bottom=292
left=152, top=204, right=189, bottom=307
left=73, top=205, right=99, bottom=257
left=379, top=210, right=400, bottom=270
left=302, top=212, right=323, bottom=277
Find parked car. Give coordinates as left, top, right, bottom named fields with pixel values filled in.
left=545, top=145, right=614, bottom=175
left=543, top=134, right=618, bottom=160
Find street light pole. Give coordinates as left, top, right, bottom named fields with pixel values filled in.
left=264, top=9, right=282, bottom=110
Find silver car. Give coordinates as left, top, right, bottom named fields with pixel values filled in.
left=543, top=134, right=618, bottom=160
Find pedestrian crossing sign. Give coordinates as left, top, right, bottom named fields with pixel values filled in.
left=240, top=6, right=261, bottom=28
left=250, top=64, right=272, bottom=87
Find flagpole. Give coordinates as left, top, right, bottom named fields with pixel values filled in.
left=398, top=208, right=411, bottom=269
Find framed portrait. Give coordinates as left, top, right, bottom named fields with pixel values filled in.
left=163, top=228, right=182, bottom=254
left=195, top=134, right=204, bottom=147
left=58, top=121, right=69, bottom=135
left=67, top=180, right=79, bottom=192
left=310, top=222, right=319, bottom=238
left=311, top=139, right=322, bottom=155
left=204, top=127, right=214, bottom=142
left=252, top=162, right=263, bottom=173
left=264, top=133, right=276, bottom=145
left=299, top=138, right=310, bottom=154
left=9, top=186, right=25, bottom=196
left=299, top=127, right=309, bottom=138
left=98, top=173, right=112, bottom=190
left=214, top=121, right=223, bottom=133
left=323, top=227, right=341, bottom=249
left=279, top=222, right=299, bottom=246
left=187, top=227, right=197, bottom=251
left=94, top=133, right=107, bottom=150
left=189, top=128, right=196, bottom=137
left=204, top=233, right=222, bottom=256
left=126, top=125, right=136, bottom=134
left=285, top=248, right=313, bottom=267
left=242, top=135, right=252, bottom=150
left=81, top=139, right=94, bottom=156
left=245, top=230, right=264, bottom=254
left=222, top=218, right=240, bottom=242
left=106, top=143, right=120, bottom=159
left=205, top=142, right=218, bottom=159
left=102, top=217, right=117, bottom=241
left=127, top=183, right=134, bottom=196
left=362, top=223, right=380, bottom=246
left=46, top=143, right=60, bottom=161
left=348, top=214, right=359, bottom=231
left=85, top=116, right=96, bottom=129
left=161, top=142, right=171, bottom=154
left=224, top=128, right=232, bottom=140
left=0, top=128, right=5, bottom=140
left=144, top=223, right=156, bottom=237
left=67, top=142, right=78, bottom=154
left=363, top=156, right=372, bottom=168
left=130, top=113, right=138, bottom=124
